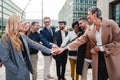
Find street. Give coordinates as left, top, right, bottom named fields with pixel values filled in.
left=0, top=51, right=92, bottom=80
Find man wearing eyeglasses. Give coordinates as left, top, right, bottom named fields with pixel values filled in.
left=40, top=17, right=57, bottom=80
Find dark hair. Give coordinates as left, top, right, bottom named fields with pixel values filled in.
left=31, top=22, right=39, bottom=26
left=79, top=17, right=88, bottom=22
left=58, top=21, right=66, bottom=25
left=88, top=6, right=102, bottom=19
left=72, top=21, right=79, bottom=29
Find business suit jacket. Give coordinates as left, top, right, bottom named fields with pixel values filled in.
left=53, top=30, right=68, bottom=78
left=40, top=27, right=55, bottom=56
left=53, top=30, right=68, bottom=60
left=0, top=34, right=51, bottom=80
left=68, top=18, right=120, bottom=80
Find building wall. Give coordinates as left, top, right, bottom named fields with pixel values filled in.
left=59, top=0, right=73, bottom=29
left=59, top=0, right=97, bottom=29
left=97, top=0, right=120, bottom=26
left=97, top=0, right=114, bottom=18
left=0, top=0, right=25, bottom=27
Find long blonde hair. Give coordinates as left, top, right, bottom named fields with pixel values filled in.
left=2, top=14, right=23, bottom=51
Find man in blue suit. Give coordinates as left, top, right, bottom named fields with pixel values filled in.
left=40, top=17, right=57, bottom=80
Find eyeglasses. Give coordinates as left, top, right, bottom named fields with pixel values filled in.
left=44, top=21, right=50, bottom=23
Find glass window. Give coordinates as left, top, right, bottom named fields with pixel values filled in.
left=113, top=4, right=120, bottom=26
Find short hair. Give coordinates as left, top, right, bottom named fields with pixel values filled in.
left=58, top=21, right=66, bottom=25
left=88, top=6, right=102, bottom=19
left=44, top=17, right=50, bottom=20
left=31, top=21, right=39, bottom=26
left=72, top=21, right=79, bottom=29
left=79, top=17, right=88, bottom=22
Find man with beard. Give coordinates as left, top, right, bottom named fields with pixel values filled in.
left=53, top=21, right=68, bottom=80
left=29, top=22, right=54, bottom=80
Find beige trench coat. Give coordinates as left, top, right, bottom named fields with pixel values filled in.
left=68, top=18, right=120, bottom=80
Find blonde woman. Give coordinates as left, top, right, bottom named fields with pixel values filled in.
left=0, top=14, right=54, bottom=80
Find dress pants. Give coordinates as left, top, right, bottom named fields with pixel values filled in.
left=43, top=55, right=52, bottom=79
left=54, top=52, right=67, bottom=79
left=69, top=58, right=80, bottom=80
left=81, top=61, right=91, bottom=80
left=30, top=54, right=38, bottom=80
left=98, top=51, right=108, bottom=80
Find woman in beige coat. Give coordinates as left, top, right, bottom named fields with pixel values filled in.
left=58, top=6, right=120, bottom=80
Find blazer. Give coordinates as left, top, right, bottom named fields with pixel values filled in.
left=28, top=31, right=52, bottom=55
left=0, top=34, right=51, bottom=80
left=40, top=27, right=55, bottom=56
left=53, top=30, right=68, bottom=60
left=68, top=18, right=120, bottom=80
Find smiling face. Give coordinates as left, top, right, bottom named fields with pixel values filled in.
left=44, top=17, right=51, bottom=28
left=87, top=11, right=95, bottom=23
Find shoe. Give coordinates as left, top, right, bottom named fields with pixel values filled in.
left=47, top=74, right=54, bottom=79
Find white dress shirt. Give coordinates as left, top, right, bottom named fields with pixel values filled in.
left=61, top=31, right=78, bottom=59
left=95, top=25, right=104, bottom=51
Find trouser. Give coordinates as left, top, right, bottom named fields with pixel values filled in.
left=81, top=61, right=91, bottom=80
left=98, top=51, right=108, bottom=80
left=30, top=54, right=38, bottom=80
left=54, top=52, right=67, bottom=79
left=69, top=58, right=80, bottom=80
left=43, top=55, right=52, bottom=79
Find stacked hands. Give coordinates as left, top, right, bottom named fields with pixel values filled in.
left=50, top=43, right=66, bottom=55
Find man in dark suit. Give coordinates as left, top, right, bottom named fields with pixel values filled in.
left=53, top=21, right=68, bottom=80
left=40, top=17, right=57, bottom=80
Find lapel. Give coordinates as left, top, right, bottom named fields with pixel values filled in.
left=101, top=19, right=111, bottom=45
left=20, top=35, right=30, bottom=59
left=8, top=37, right=24, bottom=62
left=44, top=27, right=53, bottom=37
left=58, top=30, right=62, bottom=43
left=89, top=25, right=97, bottom=45
left=65, top=31, right=68, bottom=37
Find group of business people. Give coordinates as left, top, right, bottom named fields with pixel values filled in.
left=57, top=6, right=120, bottom=80
left=0, top=6, right=120, bottom=80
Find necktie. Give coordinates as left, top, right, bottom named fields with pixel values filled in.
left=49, top=28, right=53, bottom=36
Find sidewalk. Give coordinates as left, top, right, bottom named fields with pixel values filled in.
left=0, top=51, right=92, bottom=80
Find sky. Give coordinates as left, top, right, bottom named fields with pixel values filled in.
left=11, top=0, right=66, bottom=20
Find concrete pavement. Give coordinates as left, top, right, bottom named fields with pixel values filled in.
left=0, top=52, right=92, bottom=80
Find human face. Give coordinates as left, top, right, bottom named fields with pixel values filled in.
left=73, top=24, right=79, bottom=33
left=79, top=20, right=86, bottom=30
left=33, top=23, right=40, bottom=32
left=59, top=23, right=65, bottom=30
left=24, top=23, right=30, bottom=32
left=44, top=18, right=51, bottom=27
left=87, top=11, right=95, bottom=23
left=17, top=21, right=24, bottom=32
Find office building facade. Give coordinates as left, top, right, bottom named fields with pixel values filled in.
left=97, top=0, right=120, bottom=26
left=59, top=0, right=97, bottom=29
left=0, top=0, right=25, bottom=31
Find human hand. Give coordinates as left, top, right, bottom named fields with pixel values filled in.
left=52, top=43, right=58, bottom=48
left=57, top=47, right=67, bottom=54
left=50, top=47, right=60, bottom=55
left=94, top=46, right=100, bottom=52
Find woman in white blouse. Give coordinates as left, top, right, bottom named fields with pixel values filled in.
left=61, top=21, right=80, bottom=80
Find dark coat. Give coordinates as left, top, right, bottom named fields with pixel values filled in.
left=40, top=27, right=55, bottom=56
